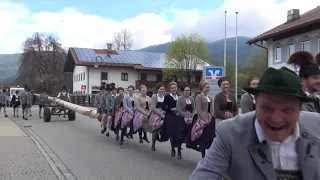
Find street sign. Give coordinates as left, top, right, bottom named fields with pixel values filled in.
left=203, top=66, right=225, bottom=98
left=81, top=85, right=86, bottom=90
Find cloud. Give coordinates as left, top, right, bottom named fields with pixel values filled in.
left=0, top=0, right=319, bottom=54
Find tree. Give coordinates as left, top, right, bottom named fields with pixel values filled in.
left=162, top=32, right=210, bottom=83
left=112, top=28, right=133, bottom=50
left=15, top=32, right=72, bottom=95
left=244, top=49, right=268, bottom=77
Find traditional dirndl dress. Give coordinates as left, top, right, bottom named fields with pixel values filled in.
left=186, top=102, right=215, bottom=151
left=149, top=101, right=166, bottom=132
left=114, top=101, right=124, bottom=129
left=133, top=101, right=149, bottom=133
left=121, top=100, right=135, bottom=129
left=177, top=104, right=193, bottom=144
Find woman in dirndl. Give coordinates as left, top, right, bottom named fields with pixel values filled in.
left=133, top=84, right=150, bottom=144
left=186, top=80, right=215, bottom=158
left=113, top=87, right=125, bottom=142
left=120, top=85, right=136, bottom=146
left=163, top=82, right=180, bottom=157
left=214, top=77, right=238, bottom=124
left=149, top=83, right=166, bottom=151
left=176, top=85, right=195, bottom=159
left=240, top=76, right=259, bottom=114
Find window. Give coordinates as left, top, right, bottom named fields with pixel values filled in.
left=195, top=75, right=201, bottom=82
left=301, top=40, right=310, bottom=51
left=80, top=73, right=82, bottom=81
left=287, top=44, right=295, bottom=59
left=83, top=72, right=85, bottom=80
left=141, top=73, right=147, bottom=81
left=156, top=74, right=162, bottom=81
left=274, top=47, right=281, bottom=62
left=101, top=72, right=108, bottom=80
left=121, top=73, right=128, bottom=81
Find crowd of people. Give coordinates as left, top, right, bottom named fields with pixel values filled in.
left=94, top=81, right=218, bottom=159
left=190, top=51, right=320, bottom=179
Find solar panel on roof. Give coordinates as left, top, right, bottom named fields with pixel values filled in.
left=73, top=48, right=166, bottom=68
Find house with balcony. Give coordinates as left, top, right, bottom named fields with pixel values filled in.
left=247, top=6, right=320, bottom=72
left=63, top=44, right=207, bottom=96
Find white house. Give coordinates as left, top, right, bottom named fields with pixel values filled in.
left=247, top=7, right=320, bottom=72
left=63, top=44, right=206, bottom=96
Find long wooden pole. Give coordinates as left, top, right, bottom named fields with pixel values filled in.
left=35, top=94, right=97, bottom=118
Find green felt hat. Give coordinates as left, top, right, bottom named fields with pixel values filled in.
left=243, top=66, right=314, bottom=102
left=287, top=51, right=320, bottom=78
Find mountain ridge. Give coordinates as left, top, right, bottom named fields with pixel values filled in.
left=138, top=36, right=259, bottom=66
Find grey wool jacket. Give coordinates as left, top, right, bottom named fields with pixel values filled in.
left=176, top=95, right=195, bottom=118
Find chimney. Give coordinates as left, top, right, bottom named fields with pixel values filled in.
left=287, top=9, right=300, bottom=22
left=107, top=43, right=112, bottom=51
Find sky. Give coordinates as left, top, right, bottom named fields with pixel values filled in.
left=0, top=0, right=319, bottom=54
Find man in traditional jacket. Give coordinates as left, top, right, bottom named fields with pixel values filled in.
left=38, top=88, right=49, bottom=119
left=57, top=85, right=71, bottom=118
left=0, top=89, right=8, bottom=117
left=287, top=51, right=320, bottom=112
left=100, top=84, right=111, bottom=134
left=95, top=85, right=106, bottom=122
left=21, top=87, right=32, bottom=120
left=104, top=85, right=117, bottom=137
left=189, top=67, right=320, bottom=180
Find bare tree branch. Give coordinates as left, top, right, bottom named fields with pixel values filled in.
left=15, top=32, right=72, bottom=94
left=111, top=28, right=133, bottom=50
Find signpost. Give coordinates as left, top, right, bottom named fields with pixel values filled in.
left=81, top=85, right=86, bottom=90
left=203, top=66, right=225, bottom=97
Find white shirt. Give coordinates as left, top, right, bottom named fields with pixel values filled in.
left=254, top=119, right=300, bottom=170
left=170, top=93, right=178, bottom=100
left=157, top=94, right=164, bottom=102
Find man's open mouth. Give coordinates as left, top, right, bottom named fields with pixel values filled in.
left=268, top=124, right=285, bottom=131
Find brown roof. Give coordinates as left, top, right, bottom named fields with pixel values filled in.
left=247, top=6, right=320, bottom=44
left=0, top=82, right=10, bottom=88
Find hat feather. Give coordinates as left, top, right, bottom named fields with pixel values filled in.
left=315, top=53, right=320, bottom=65
left=287, top=51, right=314, bottom=66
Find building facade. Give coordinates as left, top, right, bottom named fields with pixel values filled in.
left=64, top=45, right=205, bottom=96
left=247, top=7, right=320, bottom=71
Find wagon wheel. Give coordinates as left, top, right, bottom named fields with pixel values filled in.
left=44, top=107, right=51, bottom=122
left=67, top=110, right=76, bottom=121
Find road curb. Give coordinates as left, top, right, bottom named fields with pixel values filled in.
left=10, top=118, right=78, bottom=180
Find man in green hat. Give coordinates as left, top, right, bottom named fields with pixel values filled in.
left=189, top=67, right=320, bottom=180
left=287, top=51, right=320, bottom=112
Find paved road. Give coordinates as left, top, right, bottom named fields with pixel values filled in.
left=7, top=107, right=202, bottom=180
left=0, top=116, right=58, bottom=180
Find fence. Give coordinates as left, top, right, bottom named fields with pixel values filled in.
left=33, top=93, right=243, bottom=108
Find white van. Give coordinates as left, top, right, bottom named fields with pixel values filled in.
left=9, top=87, right=25, bottom=106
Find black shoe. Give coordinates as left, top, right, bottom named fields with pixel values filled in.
left=5, top=115, right=8, bottom=117
left=171, top=150, right=176, bottom=157
left=120, top=140, right=124, bottom=146
left=106, top=132, right=110, bottom=137
left=17, top=115, right=19, bottom=118
left=25, top=118, right=28, bottom=120
left=139, top=138, right=143, bottom=143
left=151, top=146, right=155, bottom=151
left=177, top=151, right=182, bottom=159
left=29, top=114, right=32, bottom=117
left=143, top=136, right=150, bottom=143
left=124, top=133, right=130, bottom=140
left=116, top=135, right=119, bottom=141
left=101, top=128, right=106, bottom=134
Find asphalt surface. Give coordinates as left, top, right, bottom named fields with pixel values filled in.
left=6, top=106, right=202, bottom=180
